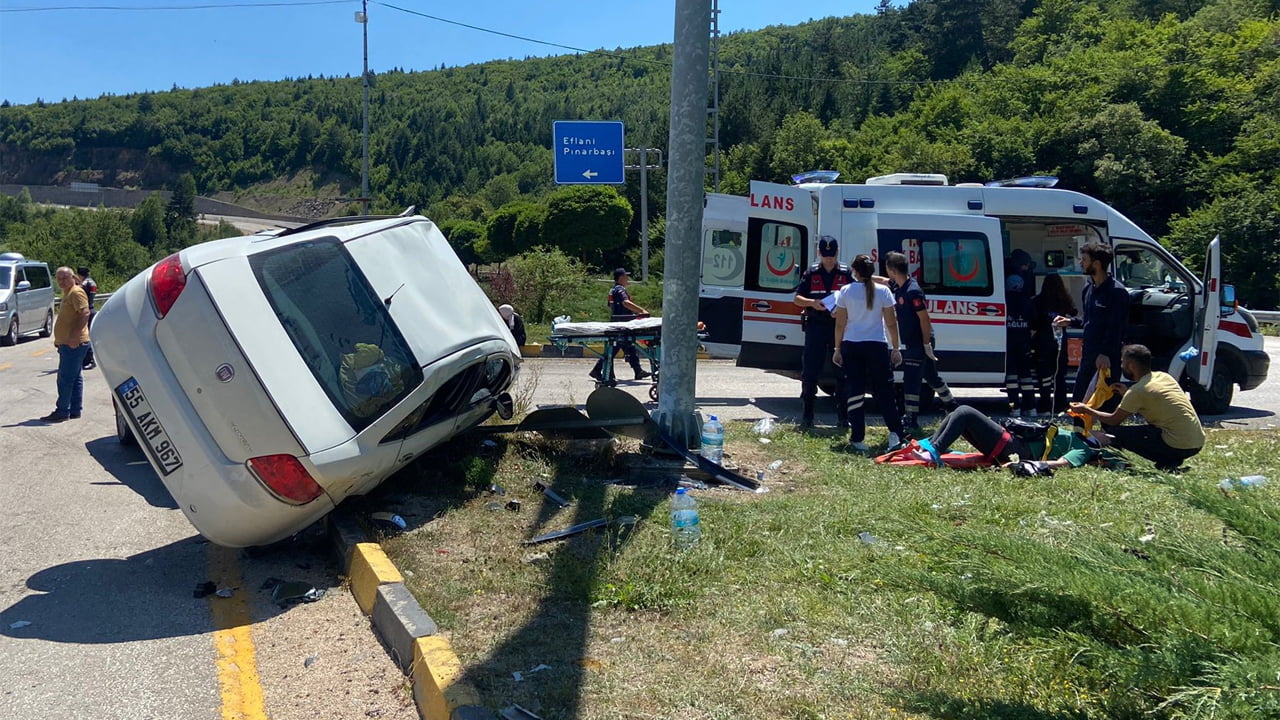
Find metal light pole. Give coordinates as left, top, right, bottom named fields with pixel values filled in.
left=654, top=0, right=711, bottom=448
left=625, top=147, right=663, bottom=282
left=357, top=0, right=371, bottom=213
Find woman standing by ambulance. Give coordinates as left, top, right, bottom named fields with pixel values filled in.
left=832, top=255, right=907, bottom=455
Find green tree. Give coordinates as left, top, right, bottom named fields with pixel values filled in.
left=541, top=185, right=633, bottom=266
left=165, top=173, right=198, bottom=244
left=1165, top=183, right=1280, bottom=311
left=436, top=218, right=486, bottom=267
left=131, top=193, right=168, bottom=250
left=486, top=201, right=546, bottom=260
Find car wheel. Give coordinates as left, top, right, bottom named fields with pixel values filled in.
left=1190, top=360, right=1234, bottom=415
left=114, top=399, right=137, bottom=446
left=39, top=309, right=53, bottom=338
left=1, top=318, right=16, bottom=346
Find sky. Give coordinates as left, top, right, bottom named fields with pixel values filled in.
left=0, top=1, right=897, bottom=106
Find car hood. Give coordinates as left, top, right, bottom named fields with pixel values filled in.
left=343, top=220, right=519, bottom=365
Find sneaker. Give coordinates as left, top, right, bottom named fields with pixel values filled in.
left=588, top=366, right=603, bottom=381
left=39, top=412, right=69, bottom=423
left=886, top=432, right=907, bottom=452
left=847, top=441, right=871, bottom=455
left=633, top=369, right=652, bottom=381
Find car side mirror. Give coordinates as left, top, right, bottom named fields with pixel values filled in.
left=493, top=392, right=515, bottom=421
left=1221, top=284, right=1236, bottom=316
left=16, top=280, right=31, bottom=291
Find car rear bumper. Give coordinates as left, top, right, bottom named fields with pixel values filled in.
left=94, top=277, right=335, bottom=547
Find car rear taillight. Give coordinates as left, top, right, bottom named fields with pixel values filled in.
left=150, top=253, right=187, bottom=318
left=247, top=454, right=325, bottom=504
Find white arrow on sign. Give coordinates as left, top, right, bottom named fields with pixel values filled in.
left=582, top=169, right=598, bottom=179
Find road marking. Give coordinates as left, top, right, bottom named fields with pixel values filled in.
left=207, top=545, right=269, bottom=720
left=0, top=363, right=11, bottom=372
left=30, top=348, right=51, bottom=357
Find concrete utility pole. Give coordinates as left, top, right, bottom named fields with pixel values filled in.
left=358, top=0, right=371, bottom=214
left=655, top=0, right=711, bottom=448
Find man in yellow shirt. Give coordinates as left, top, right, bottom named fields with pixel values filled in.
left=1070, top=344, right=1205, bottom=470
left=43, top=266, right=91, bottom=423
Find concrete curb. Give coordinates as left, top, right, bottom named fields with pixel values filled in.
left=326, top=514, right=488, bottom=720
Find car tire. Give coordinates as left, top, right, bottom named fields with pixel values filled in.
left=39, top=309, right=53, bottom=338
left=1189, top=360, right=1233, bottom=415
left=2, top=318, right=16, bottom=346
left=114, top=399, right=137, bottom=446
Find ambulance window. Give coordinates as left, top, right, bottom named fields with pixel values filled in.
left=745, top=218, right=805, bottom=293
left=701, top=228, right=746, bottom=287
left=879, top=229, right=993, bottom=297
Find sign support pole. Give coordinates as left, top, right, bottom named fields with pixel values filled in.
left=625, top=147, right=663, bottom=283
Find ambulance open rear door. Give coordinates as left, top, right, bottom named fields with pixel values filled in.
left=736, top=182, right=815, bottom=372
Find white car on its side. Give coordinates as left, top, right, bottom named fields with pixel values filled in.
left=94, top=214, right=521, bottom=547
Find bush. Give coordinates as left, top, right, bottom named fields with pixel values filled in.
left=505, top=246, right=588, bottom=323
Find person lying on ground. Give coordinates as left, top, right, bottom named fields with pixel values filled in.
left=1069, top=343, right=1204, bottom=471
left=913, top=405, right=1097, bottom=471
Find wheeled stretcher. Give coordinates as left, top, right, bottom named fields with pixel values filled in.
left=549, top=318, right=664, bottom=400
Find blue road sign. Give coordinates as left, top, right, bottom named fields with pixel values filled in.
left=553, top=120, right=625, bottom=184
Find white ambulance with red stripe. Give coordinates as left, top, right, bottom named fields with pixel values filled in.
left=698, top=173, right=1269, bottom=414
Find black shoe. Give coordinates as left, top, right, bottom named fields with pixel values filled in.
left=588, top=366, right=603, bottom=381
left=40, top=412, right=70, bottom=423
left=799, top=415, right=814, bottom=429
left=836, top=417, right=849, bottom=429
left=82, top=362, right=96, bottom=370
left=70, top=413, right=82, bottom=419
left=634, top=369, right=652, bottom=381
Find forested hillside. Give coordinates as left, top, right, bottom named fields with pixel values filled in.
left=1, top=0, right=1278, bottom=307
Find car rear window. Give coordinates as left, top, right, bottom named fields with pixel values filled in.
left=251, top=237, right=423, bottom=432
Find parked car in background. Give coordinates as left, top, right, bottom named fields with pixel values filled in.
left=93, top=214, right=521, bottom=547
left=0, top=252, right=55, bottom=346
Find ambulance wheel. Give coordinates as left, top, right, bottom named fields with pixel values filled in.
left=649, top=383, right=659, bottom=402
left=1189, top=360, right=1233, bottom=415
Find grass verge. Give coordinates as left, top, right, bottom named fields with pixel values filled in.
left=375, top=421, right=1280, bottom=720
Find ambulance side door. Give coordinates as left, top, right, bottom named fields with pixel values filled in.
left=737, top=182, right=814, bottom=370
left=874, top=213, right=1006, bottom=384
left=698, top=194, right=748, bottom=354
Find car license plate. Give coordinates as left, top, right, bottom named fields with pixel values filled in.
left=116, top=377, right=184, bottom=476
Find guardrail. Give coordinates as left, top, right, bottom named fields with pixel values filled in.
left=1253, top=309, right=1279, bottom=326
left=54, top=292, right=113, bottom=311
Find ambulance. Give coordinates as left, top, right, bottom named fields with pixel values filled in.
left=697, top=173, right=1270, bottom=414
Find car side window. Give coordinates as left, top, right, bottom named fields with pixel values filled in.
left=1115, top=247, right=1185, bottom=292
left=25, top=266, right=51, bottom=289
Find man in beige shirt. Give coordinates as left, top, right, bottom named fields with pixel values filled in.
left=43, top=266, right=91, bottom=423
left=1070, top=343, right=1205, bottom=470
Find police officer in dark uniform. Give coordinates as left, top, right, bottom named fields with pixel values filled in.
left=589, top=268, right=653, bottom=383
left=1053, top=242, right=1130, bottom=402
left=793, top=235, right=853, bottom=428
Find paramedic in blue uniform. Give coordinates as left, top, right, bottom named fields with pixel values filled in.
left=589, top=268, right=653, bottom=382
left=792, top=235, right=853, bottom=428
left=1054, top=242, right=1130, bottom=402
left=883, top=251, right=959, bottom=437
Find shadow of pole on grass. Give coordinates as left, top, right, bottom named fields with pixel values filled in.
left=456, top=443, right=665, bottom=718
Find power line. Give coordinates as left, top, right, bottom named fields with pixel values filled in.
left=0, top=0, right=348, bottom=12
left=374, top=1, right=937, bottom=87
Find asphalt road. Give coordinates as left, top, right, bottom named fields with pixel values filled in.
left=517, top=336, right=1280, bottom=431
left=0, top=338, right=414, bottom=720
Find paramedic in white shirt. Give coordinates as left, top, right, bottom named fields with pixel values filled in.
left=831, top=254, right=907, bottom=455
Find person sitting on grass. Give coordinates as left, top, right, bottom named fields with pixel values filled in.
left=1069, top=343, right=1205, bottom=471
left=911, top=405, right=1098, bottom=473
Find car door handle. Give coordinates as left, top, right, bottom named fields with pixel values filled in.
left=751, top=301, right=772, bottom=312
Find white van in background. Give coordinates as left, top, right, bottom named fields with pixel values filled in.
left=697, top=173, right=1270, bottom=414
left=0, top=253, right=55, bottom=346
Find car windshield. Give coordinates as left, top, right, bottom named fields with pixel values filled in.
left=0, top=267, right=10, bottom=289
left=250, top=238, right=423, bottom=432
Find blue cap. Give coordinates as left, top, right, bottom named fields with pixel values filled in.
left=818, top=235, right=838, bottom=257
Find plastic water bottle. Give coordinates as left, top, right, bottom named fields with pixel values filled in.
left=1219, top=475, right=1267, bottom=491
left=670, top=488, right=701, bottom=550
left=1178, top=346, right=1199, bottom=363
left=700, top=415, right=724, bottom=465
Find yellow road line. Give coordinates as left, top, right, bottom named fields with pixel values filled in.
left=30, top=348, right=51, bottom=357
left=0, top=363, right=12, bottom=372
left=207, top=545, right=269, bottom=720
